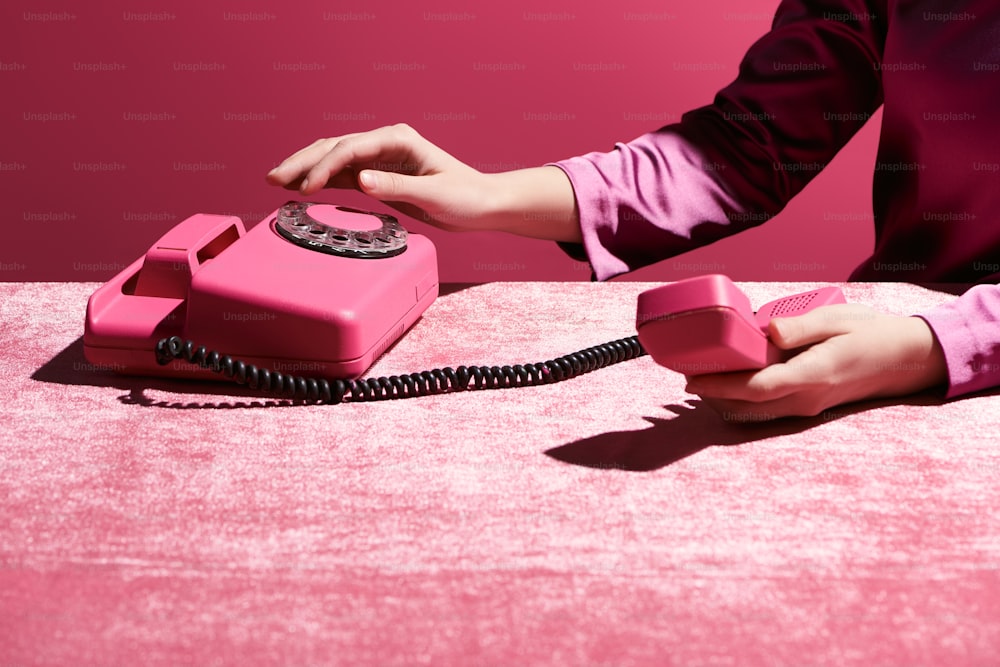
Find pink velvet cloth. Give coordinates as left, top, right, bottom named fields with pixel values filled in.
left=2, top=281, right=1000, bottom=665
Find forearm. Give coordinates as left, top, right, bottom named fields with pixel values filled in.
left=480, top=166, right=582, bottom=243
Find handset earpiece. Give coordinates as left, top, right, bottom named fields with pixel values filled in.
left=753, top=286, right=847, bottom=331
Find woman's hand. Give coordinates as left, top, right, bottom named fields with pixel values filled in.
left=266, top=124, right=582, bottom=241
left=266, top=123, right=494, bottom=232
left=683, top=304, right=949, bottom=421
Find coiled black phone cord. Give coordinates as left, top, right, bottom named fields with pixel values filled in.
left=155, top=335, right=647, bottom=404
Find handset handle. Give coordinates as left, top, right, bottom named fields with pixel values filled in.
left=636, top=275, right=763, bottom=374
left=133, top=214, right=246, bottom=298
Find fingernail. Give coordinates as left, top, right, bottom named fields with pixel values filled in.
left=299, top=177, right=309, bottom=192
left=359, top=171, right=376, bottom=189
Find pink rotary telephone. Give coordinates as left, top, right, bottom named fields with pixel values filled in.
left=84, top=202, right=438, bottom=381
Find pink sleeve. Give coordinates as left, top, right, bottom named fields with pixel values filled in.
left=918, top=285, right=1000, bottom=399
left=549, top=0, right=885, bottom=282
left=548, top=133, right=749, bottom=282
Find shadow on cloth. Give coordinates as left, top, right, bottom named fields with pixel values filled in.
left=545, top=393, right=952, bottom=472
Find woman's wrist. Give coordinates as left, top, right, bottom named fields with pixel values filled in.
left=899, top=316, right=949, bottom=391
left=479, top=167, right=582, bottom=242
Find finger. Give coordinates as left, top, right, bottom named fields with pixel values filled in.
left=356, top=169, right=440, bottom=209
left=277, top=170, right=363, bottom=193
left=684, top=345, right=834, bottom=402
left=360, top=171, right=478, bottom=231
left=301, top=125, right=425, bottom=195
left=768, top=303, right=879, bottom=350
left=684, top=369, right=758, bottom=399
left=696, top=395, right=785, bottom=422
left=265, top=135, right=358, bottom=186
left=266, top=137, right=336, bottom=185
left=685, top=366, right=799, bottom=403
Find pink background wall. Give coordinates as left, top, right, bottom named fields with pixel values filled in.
left=3, top=0, right=879, bottom=283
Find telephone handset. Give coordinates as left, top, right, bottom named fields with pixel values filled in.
left=84, top=202, right=844, bottom=403
left=636, top=274, right=846, bottom=374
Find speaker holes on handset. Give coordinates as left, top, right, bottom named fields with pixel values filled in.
left=770, top=293, right=816, bottom=316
